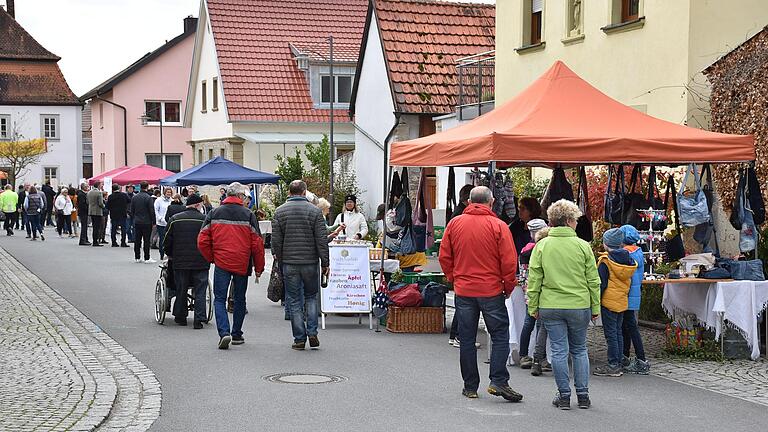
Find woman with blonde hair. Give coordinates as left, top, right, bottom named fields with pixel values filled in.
left=54, top=187, right=73, bottom=237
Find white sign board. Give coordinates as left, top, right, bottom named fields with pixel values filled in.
left=103, top=177, right=112, bottom=194
left=322, top=244, right=372, bottom=313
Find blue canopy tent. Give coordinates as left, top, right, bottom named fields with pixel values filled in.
left=160, top=156, right=280, bottom=186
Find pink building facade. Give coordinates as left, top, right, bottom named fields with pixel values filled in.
left=82, top=18, right=196, bottom=175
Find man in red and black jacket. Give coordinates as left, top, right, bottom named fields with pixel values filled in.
left=198, top=182, right=265, bottom=350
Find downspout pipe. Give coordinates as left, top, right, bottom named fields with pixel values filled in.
left=94, top=94, right=128, bottom=167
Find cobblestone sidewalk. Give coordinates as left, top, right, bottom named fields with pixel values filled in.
left=0, top=246, right=160, bottom=431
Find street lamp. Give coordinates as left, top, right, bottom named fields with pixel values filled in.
left=139, top=104, right=164, bottom=169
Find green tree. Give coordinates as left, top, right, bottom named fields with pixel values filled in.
left=303, top=135, right=330, bottom=197
left=274, top=148, right=305, bottom=184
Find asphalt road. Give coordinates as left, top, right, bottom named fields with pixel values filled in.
left=2, top=233, right=767, bottom=432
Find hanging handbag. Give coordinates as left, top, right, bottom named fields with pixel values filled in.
left=693, top=164, right=720, bottom=255
left=389, top=171, right=402, bottom=208
left=398, top=224, right=418, bottom=255
left=729, top=259, right=765, bottom=281
left=677, top=164, right=711, bottom=227
left=647, top=166, right=667, bottom=231
left=266, top=261, right=284, bottom=303
left=541, top=167, right=574, bottom=215
left=372, top=272, right=391, bottom=318
left=502, top=176, right=518, bottom=222
left=412, top=169, right=433, bottom=252
left=623, top=165, right=651, bottom=228
left=663, top=174, right=686, bottom=262
left=739, top=189, right=757, bottom=253
left=604, top=165, right=626, bottom=225
left=575, top=167, right=593, bottom=242
left=445, top=167, right=457, bottom=224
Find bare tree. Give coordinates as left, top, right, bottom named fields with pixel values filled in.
left=0, top=116, right=50, bottom=187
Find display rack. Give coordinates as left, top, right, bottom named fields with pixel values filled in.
left=637, top=208, right=667, bottom=277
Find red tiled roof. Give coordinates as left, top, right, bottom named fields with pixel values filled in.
left=0, top=8, right=60, bottom=61
left=374, top=0, right=495, bottom=114
left=0, top=61, right=80, bottom=105
left=206, top=0, right=367, bottom=122
left=290, top=42, right=360, bottom=63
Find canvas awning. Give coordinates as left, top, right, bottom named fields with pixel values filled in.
left=389, top=61, right=755, bottom=167
left=159, top=156, right=280, bottom=186
left=88, top=166, right=129, bottom=185
left=109, top=164, right=175, bottom=186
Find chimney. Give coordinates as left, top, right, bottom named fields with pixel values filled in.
left=184, top=15, right=198, bottom=34
left=5, top=0, right=15, bottom=18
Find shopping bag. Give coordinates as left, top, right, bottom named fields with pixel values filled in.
left=623, top=165, right=650, bottom=228
left=267, top=261, right=283, bottom=303
left=604, top=165, right=626, bottom=225
left=575, top=166, right=593, bottom=242
left=677, top=164, right=711, bottom=227
left=663, top=174, right=685, bottom=262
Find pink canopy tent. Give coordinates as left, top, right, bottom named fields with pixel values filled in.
left=88, top=166, right=129, bottom=185
left=109, top=164, right=175, bottom=186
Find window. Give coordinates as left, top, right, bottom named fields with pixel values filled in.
left=321, top=75, right=353, bottom=104
left=0, top=114, right=10, bottom=140
left=41, top=115, right=59, bottom=140
left=198, top=148, right=203, bottom=164
left=143, top=101, right=181, bottom=126
left=212, top=77, right=219, bottom=111
left=201, top=80, right=207, bottom=112
left=99, top=103, right=104, bottom=128
left=220, top=148, right=226, bottom=158
left=208, top=148, right=213, bottom=160
left=146, top=154, right=182, bottom=173
left=43, top=167, right=58, bottom=185
left=622, top=0, right=639, bottom=22
left=530, top=0, right=543, bottom=45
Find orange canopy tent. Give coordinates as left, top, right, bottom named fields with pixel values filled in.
left=389, top=61, right=755, bottom=167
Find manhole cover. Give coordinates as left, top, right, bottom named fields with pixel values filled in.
left=263, top=373, right=347, bottom=385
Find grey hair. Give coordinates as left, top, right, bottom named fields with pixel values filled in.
left=288, top=180, right=307, bottom=196
left=469, top=186, right=493, bottom=205
left=226, top=182, right=249, bottom=197
left=547, top=199, right=582, bottom=227
left=317, top=197, right=331, bottom=211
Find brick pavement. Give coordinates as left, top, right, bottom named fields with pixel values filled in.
left=0, top=246, right=160, bottom=431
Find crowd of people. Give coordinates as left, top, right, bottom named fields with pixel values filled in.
left=440, top=185, right=649, bottom=410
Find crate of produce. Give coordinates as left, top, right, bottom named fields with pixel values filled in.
left=386, top=306, right=444, bottom=333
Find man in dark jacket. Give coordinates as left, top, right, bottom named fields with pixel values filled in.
left=125, top=185, right=135, bottom=242
left=76, top=183, right=90, bottom=245
left=16, top=185, right=26, bottom=231
left=87, top=181, right=105, bottom=247
left=272, top=180, right=329, bottom=350
left=164, top=194, right=210, bottom=328
left=41, top=181, right=56, bottom=226
left=198, top=182, right=265, bottom=350
left=107, top=184, right=130, bottom=247
left=129, top=181, right=156, bottom=263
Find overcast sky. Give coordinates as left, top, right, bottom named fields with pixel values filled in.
left=10, top=0, right=494, bottom=97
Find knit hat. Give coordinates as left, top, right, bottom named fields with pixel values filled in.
left=345, top=194, right=357, bottom=203
left=526, top=218, right=547, bottom=238
left=603, top=228, right=624, bottom=250
left=186, top=194, right=203, bottom=206
left=619, top=224, right=640, bottom=245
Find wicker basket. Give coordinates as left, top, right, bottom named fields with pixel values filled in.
left=386, top=306, right=444, bottom=333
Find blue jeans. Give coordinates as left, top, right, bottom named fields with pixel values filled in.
left=455, top=294, right=510, bottom=391
left=283, top=263, right=319, bottom=343
left=622, top=310, right=645, bottom=361
left=519, top=314, right=537, bottom=357
left=126, top=216, right=134, bottom=241
left=157, top=225, right=167, bottom=259
left=601, top=307, right=624, bottom=367
left=540, top=308, right=591, bottom=398
left=212, top=267, right=248, bottom=338
left=27, top=213, right=43, bottom=237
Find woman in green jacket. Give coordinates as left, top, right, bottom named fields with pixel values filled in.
left=527, top=199, right=600, bottom=410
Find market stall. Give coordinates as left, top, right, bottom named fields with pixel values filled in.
left=108, top=164, right=175, bottom=186
left=159, top=156, right=279, bottom=186
left=385, top=61, right=764, bottom=356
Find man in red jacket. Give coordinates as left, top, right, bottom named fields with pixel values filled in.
left=439, top=186, right=522, bottom=402
left=198, top=182, right=265, bottom=350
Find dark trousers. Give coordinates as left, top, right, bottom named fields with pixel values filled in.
left=111, top=219, right=127, bottom=245
left=449, top=312, right=459, bottom=339
left=519, top=313, right=537, bottom=357
left=90, top=215, right=102, bottom=246
left=622, top=310, right=646, bottom=361
left=27, top=213, right=43, bottom=238
left=455, top=294, right=510, bottom=391
left=601, top=307, right=624, bottom=367
left=16, top=210, right=24, bottom=229
left=56, top=213, right=71, bottom=235
left=173, top=268, right=209, bottom=322
left=134, top=223, right=152, bottom=260
left=45, top=205, right=54, bottom=226
left=3, top=211, right=16, bottom=234
left=78, top=212, right=89, bottom=244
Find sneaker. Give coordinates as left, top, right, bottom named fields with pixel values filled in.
left=462, top=389, right=478, bottom=399
left=531, top=362, right=543, bottom=376
left=145, top=258, right=157, bottom=264
left=193, top=321, right=203, bottom=330
left=487, top=384, right=523, bottom=402
left=309, top=335, right=320, bottom=348
left=112, top=243, right=119, bottom=247
left=135, top=258, right=142, bottom=263
left=40, top=234, right=45, bottom=241
left=232, top=336, right=245, bottom=345
left=121, top=243, right=129, bottom=248
left=593, top=365, right=623, bottom=377
left=218, top=335, right=232, bottom=350
left=174, top=318, right=187, bottom=326
left=624, top=358, right=650, bottom=375
left=552, top=393, right=571, bottom=410
left=622, top=356, right=631, bottom=368
left=541, top=360, right=552, bottom=372
left=448, top=338, right=457, bottom=346
left=292, top=340, right=306, bottom=350
left=577, top=394, right=591, bottom=409
left=519, top=356, right=533, bottom=369
left=452, top=338, right=480, bottom=348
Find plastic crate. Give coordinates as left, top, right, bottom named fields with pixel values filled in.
left=401, top=272, right=446, bottom=284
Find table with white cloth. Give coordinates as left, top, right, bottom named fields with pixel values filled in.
left=258, top=220, right=271, bottom=234
left=662, top=280, right=768, bottom=360
left=369, top=259, right=400, bottom=274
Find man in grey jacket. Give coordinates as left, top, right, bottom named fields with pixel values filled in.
left=87, top=181, right=105, bottom=247
left=272, top=180, right=329, bottom=350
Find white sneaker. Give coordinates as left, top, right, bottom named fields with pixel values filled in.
left=144, top=258, right=157, bottom=264
left=135, top=258, right=143, bottom=263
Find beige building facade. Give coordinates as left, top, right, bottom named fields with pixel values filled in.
left=496, top=0, right=768, bottom=130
